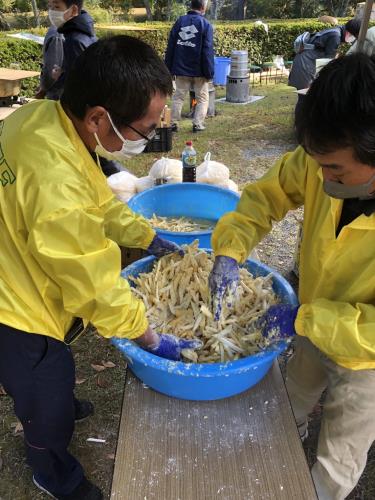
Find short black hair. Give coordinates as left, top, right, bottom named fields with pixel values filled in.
left=65, top=0, right=83, bottom=10
left=295, top=53, right=375, bottom=167
left=191, top=0, right=206, bottom=10
left=345, top=18, right=361, bottom=38
left=61, top=35, right=173, bottom=127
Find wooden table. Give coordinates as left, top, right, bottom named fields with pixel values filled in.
left=0, top=67, right=40, bottom=81
left=0, top=67, right=39, bottom=101
left=111, top=362, right=317, bottom=500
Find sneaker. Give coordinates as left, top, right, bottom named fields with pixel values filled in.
left=297, top=421, right=308, bottom=442
left=192, top=124, right=205, bottom=133
left=300, top=428, right=309, bottom=443
left=171, top=123, right=178, bottom=132
left=33, top=476, right=103, bottom=500
left=74, top=399, right=94, bottom=423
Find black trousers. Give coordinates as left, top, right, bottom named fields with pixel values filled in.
left=0, top=324, right=84, bottom=495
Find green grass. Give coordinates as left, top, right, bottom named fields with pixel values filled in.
left=123, top=82, right=296, bottom=186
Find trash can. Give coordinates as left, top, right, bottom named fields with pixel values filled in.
left=214, top=56, right=231, bottom=85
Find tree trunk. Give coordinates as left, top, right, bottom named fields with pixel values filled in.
left=210, top=0, right=218, bottom=20
left=233, top=0, right=246, bottom=19
left=167, top=0, right=172, bottom=21
left=30, top=0, right=40, bottom=28
left=0, top=13, right=11, bottom=31
left=143, top=0, right=153, bottom=21
left=294, top=0, right=303, bottom=18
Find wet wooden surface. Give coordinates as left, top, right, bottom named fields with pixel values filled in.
left=111, top=361, right=317, bottom=500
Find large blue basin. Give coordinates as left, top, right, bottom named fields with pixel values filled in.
left=112, top=252, right=298, bottom=401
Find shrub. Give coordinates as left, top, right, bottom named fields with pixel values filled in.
left=98, top=19, right=341, bottom=63
left=0, top=19, right=356, bottom=96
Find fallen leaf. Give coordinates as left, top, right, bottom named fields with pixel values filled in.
left=106, top=453, right=115, bottom=460
left=0, top=385, right=7, bottom=396
left=96, top=374, right=109, bottom=388
left=101, top=361, right=116, bottom=369
left=12, top=421, right=23, bottom=435
left=75, top=377, right=87, bottom=385
left=91, top=364, right=106, bottom=372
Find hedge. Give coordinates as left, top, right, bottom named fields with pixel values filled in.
left=0, top=20, right=352, bottom=96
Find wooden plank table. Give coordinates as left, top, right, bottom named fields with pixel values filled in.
left=111, top=361, right=317, bottom=500
left=0, top=68, right=40, bottom=81
left=0, top=67, right=40, bottom=102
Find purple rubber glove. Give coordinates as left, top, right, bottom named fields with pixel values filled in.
left=209, top=256, right=240, bottom=321
left=147, top=234, right=183, bottom=259
left=258, top=304, right=299, bottom=341
left=147, top=334, right=202, bottom=361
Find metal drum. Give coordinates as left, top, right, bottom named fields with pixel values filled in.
left=226, top=75, right=250, bottom=103
left=226, top=50, right=250, bottom=103
left=229, top=50, right=249, bottom=78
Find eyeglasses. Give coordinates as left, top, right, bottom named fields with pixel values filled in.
left=125, top=123, right=156, bottom=142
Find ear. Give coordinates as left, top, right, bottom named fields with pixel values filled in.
left=83, top=106, right=108, bottom=135
left=70, top=4, right=79, bottom=16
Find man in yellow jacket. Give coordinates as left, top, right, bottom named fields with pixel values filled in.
left=0, top=36, right=200, bottom=500
left=209, top=53, right=375, bottom=500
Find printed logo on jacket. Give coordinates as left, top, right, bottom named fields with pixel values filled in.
left=178, top=25, right=198, bottom=47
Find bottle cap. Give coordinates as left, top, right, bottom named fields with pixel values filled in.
left=186, top=141, right=192, bottom=146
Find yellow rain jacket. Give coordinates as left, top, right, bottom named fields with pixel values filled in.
left=0, top=100, right=155, bottom=341
left=212, top=146, right=375, bottom=370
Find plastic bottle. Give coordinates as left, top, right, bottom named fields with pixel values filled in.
left=182, top=141, right=197, bottom=182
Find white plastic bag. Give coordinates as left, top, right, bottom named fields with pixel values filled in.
left=227, top=179, right=239, bottom=192
left=107, top=171, right=138, bottom=202
left=135, top=176, right=155, bottom=193
left=196, top=152, right=230, bottom=186
left=149, top=157, right=182, bottom=184
left=273, top=55, right=285, bottom=70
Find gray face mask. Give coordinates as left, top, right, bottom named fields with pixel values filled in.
left=323, top=172, right=375, bottom=200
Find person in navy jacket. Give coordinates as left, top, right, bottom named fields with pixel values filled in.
left=165, top=0, right=214, bottom=132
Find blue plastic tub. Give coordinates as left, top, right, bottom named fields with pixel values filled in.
left=128, top=183, right=240, bottom=248
left=214, top=56, right=231, bottom=85
left=112, top=253, right=298, bottom=401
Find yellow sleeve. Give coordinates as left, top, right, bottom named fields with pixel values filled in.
left=211, top=146, right=308, bottom=263
left=103, top=196, right=155, bottom=249
left=296, top=300, right=375, bottom=370
left=27, top=199, right=148, bottom=340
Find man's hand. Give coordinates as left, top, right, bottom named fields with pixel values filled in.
left=258, top=304, right=299, bottom=341
left=136, top=327, right=201, bottom=361
left=147, top=234, right=183, bottom=259
left=208, top=256, right=240, bottom=321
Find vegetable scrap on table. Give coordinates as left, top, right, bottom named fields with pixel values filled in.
left=129, top=242, right=278, bottom=363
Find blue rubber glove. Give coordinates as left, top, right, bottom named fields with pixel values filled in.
left=208, top=256, right=240, bottom=321
left=147, top=235, right=183, bottom=259
left=147, top=334, right=202, bottom=361
left=258, top=304, right=299, bottom=341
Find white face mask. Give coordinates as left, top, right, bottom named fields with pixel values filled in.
left=94, top=112, right=148, bottom=162
left=345, top=33, right=355, bottom=44
left=48, top=8, right=70, bottom=28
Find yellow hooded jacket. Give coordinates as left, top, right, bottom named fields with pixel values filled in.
left=212, top=146, right=375, bottom=370
left=0, top=100, right=155, bottom=341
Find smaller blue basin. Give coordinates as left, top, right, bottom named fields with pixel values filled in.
left=128, top=183, right=240, bottom=248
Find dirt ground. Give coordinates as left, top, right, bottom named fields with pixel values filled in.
left=0, top=84, right=374, bottom=499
